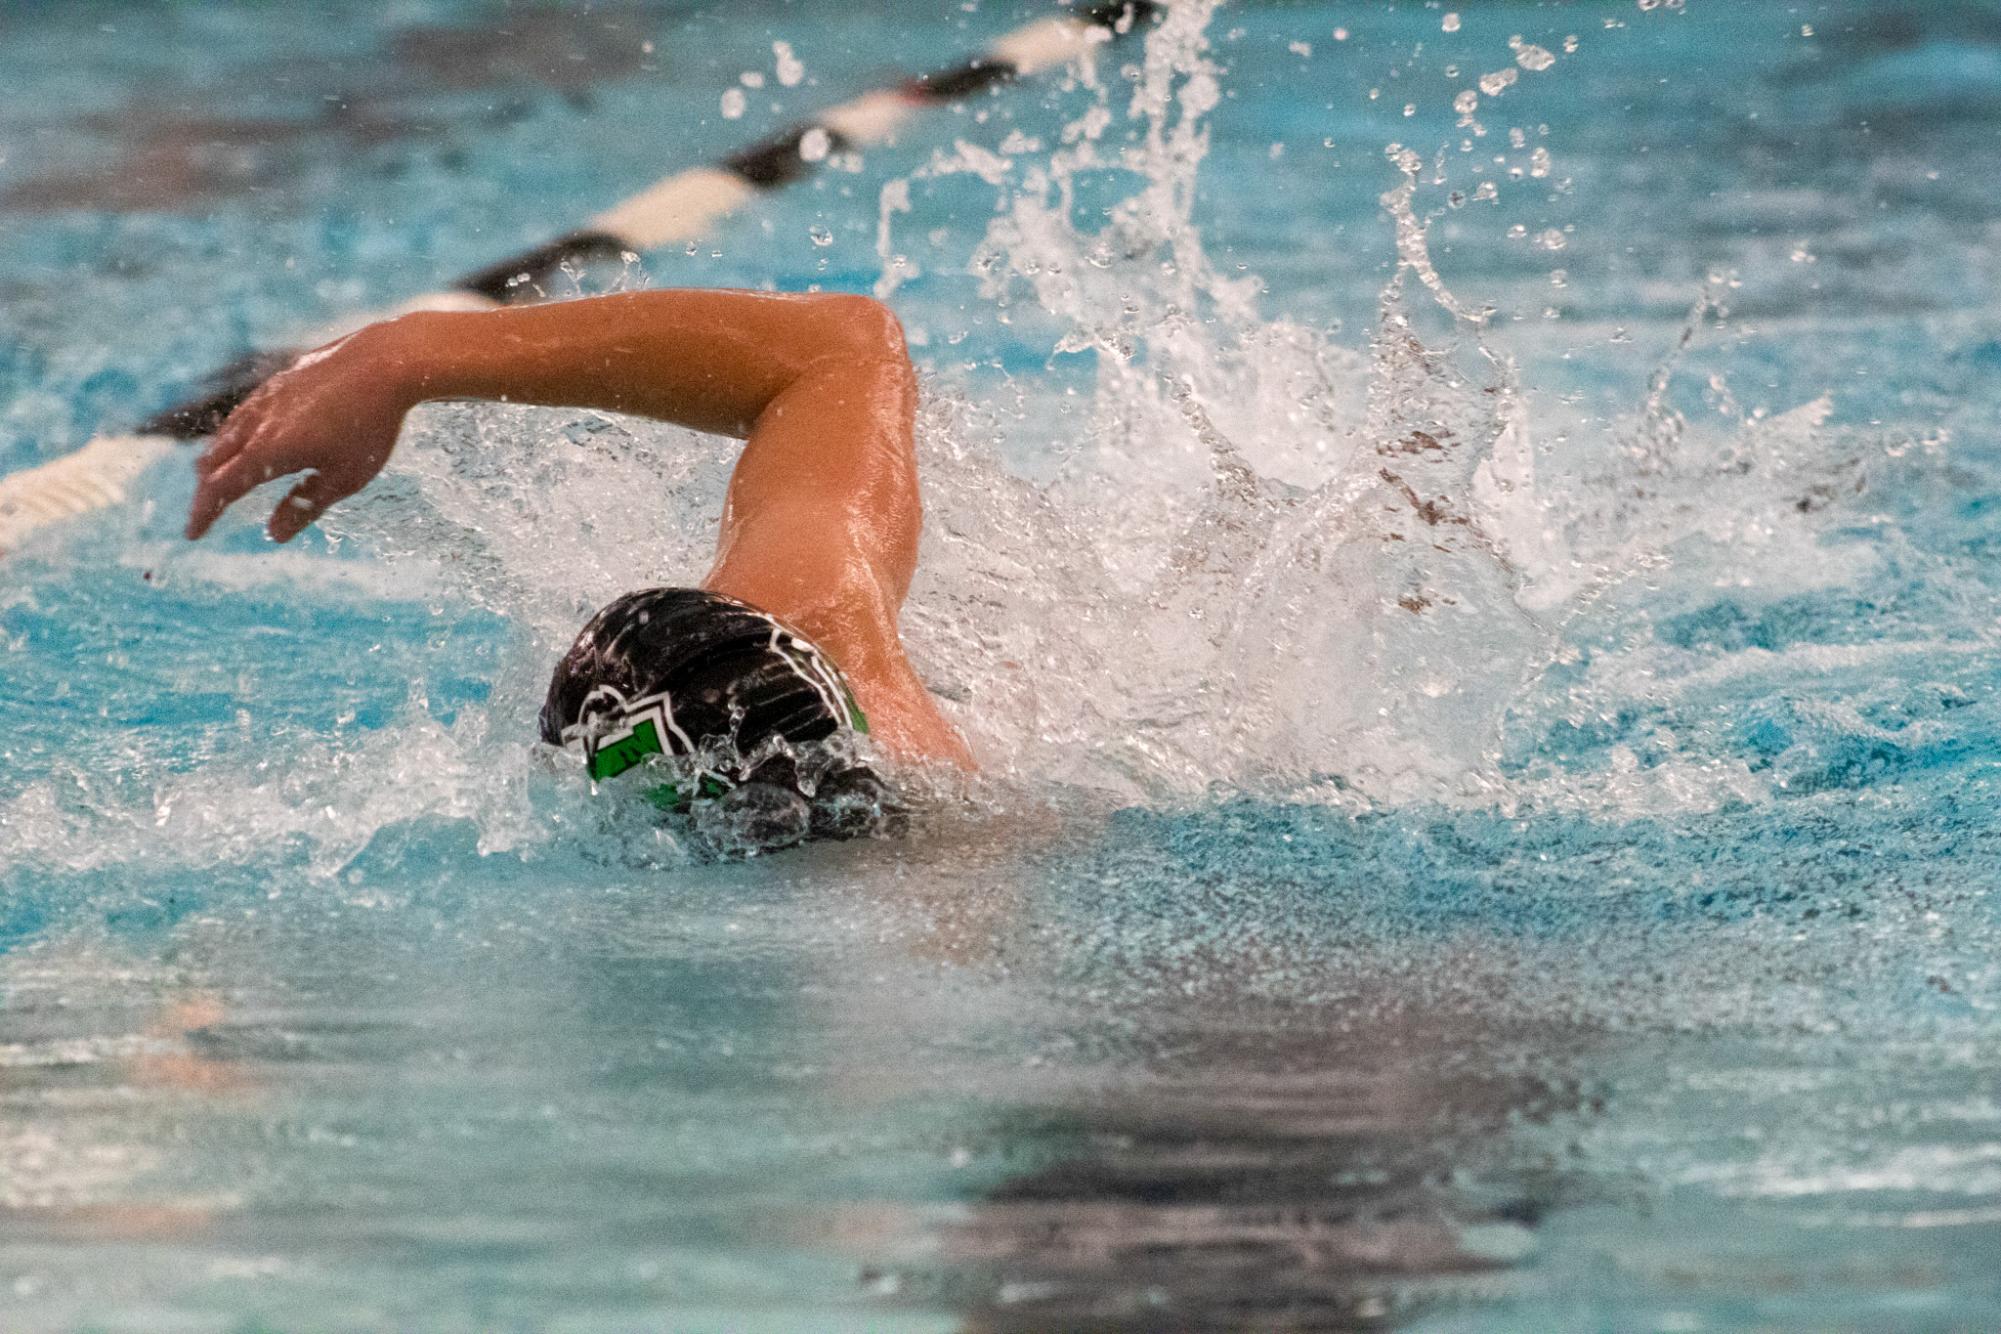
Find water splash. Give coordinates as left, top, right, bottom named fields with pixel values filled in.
left=334, top=2, right=1874, bottom=817
left=2, top=0, right=1938, bottom=885
left=865, top=0, right=1591, bottom=802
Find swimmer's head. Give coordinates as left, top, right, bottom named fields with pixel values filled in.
left=541, top=587, right=895, bottom=849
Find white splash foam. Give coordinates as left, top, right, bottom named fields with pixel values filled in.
left=6, top=0, right=1911, bottom=875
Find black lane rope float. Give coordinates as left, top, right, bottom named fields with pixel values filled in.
left=0, top=0, right=1162, bottom=555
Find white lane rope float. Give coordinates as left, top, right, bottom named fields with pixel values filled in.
left=0, top=0, right=1162, bottom=557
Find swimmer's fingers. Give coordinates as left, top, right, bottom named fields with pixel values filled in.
left=193, top=412, right=254, bottom=481
left=185, top=450, right=266, bottom=540
left=187, top=405, right=276, bottom=534
left=266, top=470, right=349, bottom=543
left=195, top=374, right=286, bottom=478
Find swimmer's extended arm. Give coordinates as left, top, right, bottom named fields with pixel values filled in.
left=186, top=289, right=970, bottom=766
left=185, top=290, right=913, bottom=549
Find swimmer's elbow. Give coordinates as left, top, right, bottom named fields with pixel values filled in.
left=817, top=295, right=911, bottom=368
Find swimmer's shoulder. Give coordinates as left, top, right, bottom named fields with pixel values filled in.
left=704, top=569, right=972, bottom=770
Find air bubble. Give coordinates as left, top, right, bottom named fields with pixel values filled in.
left=809, top=224, right=834, bottom=247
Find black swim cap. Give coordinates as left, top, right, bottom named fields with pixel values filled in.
left=541, top=588, right=883, bottom=835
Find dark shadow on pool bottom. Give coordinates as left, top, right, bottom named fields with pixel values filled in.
left=894, top=1002, right=1597, bottom=1332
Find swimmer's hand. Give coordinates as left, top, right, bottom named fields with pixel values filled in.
left=185, top=326, right=414, bottom=542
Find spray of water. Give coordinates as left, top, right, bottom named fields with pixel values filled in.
left=2, top=1, right=1906, bottom=883
left=863, top=0, right=1897, bottom=817
left=866, top=0, right=1583, bottom=804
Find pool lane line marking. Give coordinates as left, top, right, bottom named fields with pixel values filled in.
left=0, top=0, right=1163, bottom=557
left=0, top=435, right=178, bottom=553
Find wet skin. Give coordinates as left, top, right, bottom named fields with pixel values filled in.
left=184, top=289, right=974, bottom=769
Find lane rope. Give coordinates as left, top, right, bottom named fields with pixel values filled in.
left=0, top=0, right=1161, bottom=557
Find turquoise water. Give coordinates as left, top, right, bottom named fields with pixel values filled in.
left=4, top=1, right=2000, bottom=1329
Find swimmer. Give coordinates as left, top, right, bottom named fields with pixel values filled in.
left=184, top=290, right=975, bottom=836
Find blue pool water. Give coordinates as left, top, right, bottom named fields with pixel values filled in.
left=4, top=1, right=2000, bottom=1328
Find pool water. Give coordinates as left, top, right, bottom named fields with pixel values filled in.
left=4, top=0, right=1999, bottom=1329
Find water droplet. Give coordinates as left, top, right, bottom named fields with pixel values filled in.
left=1515, top=43, right=1556, bottom=72
left=1535, top=228, right=1567, bottom=251
left=1442, top=12, right=1461, bottom=32
left=719, top=88, right=747, bottom=119
left=773, top=40, right=805, bottom=87
left=1479, top=68, right=1519, bottom=97
left=1332, top=26, right=1350, bottom=41
left=809, top=224, right=834, bottom=247
left=1289, top=40, right=1313, bottom=57
left=798, top=126, right=831, bottom=162
left=1454, top=90, right=1480, bottom=116
left=1530, top=147, right=1552, bottom=178
left=739, top=71, right=766, bottom=89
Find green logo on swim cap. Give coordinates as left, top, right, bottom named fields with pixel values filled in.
left=577, top=664, right=868, bottom=813
left=587, top=717, right=665, bottom=783
left=584, top=716, right=730, bottom=812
